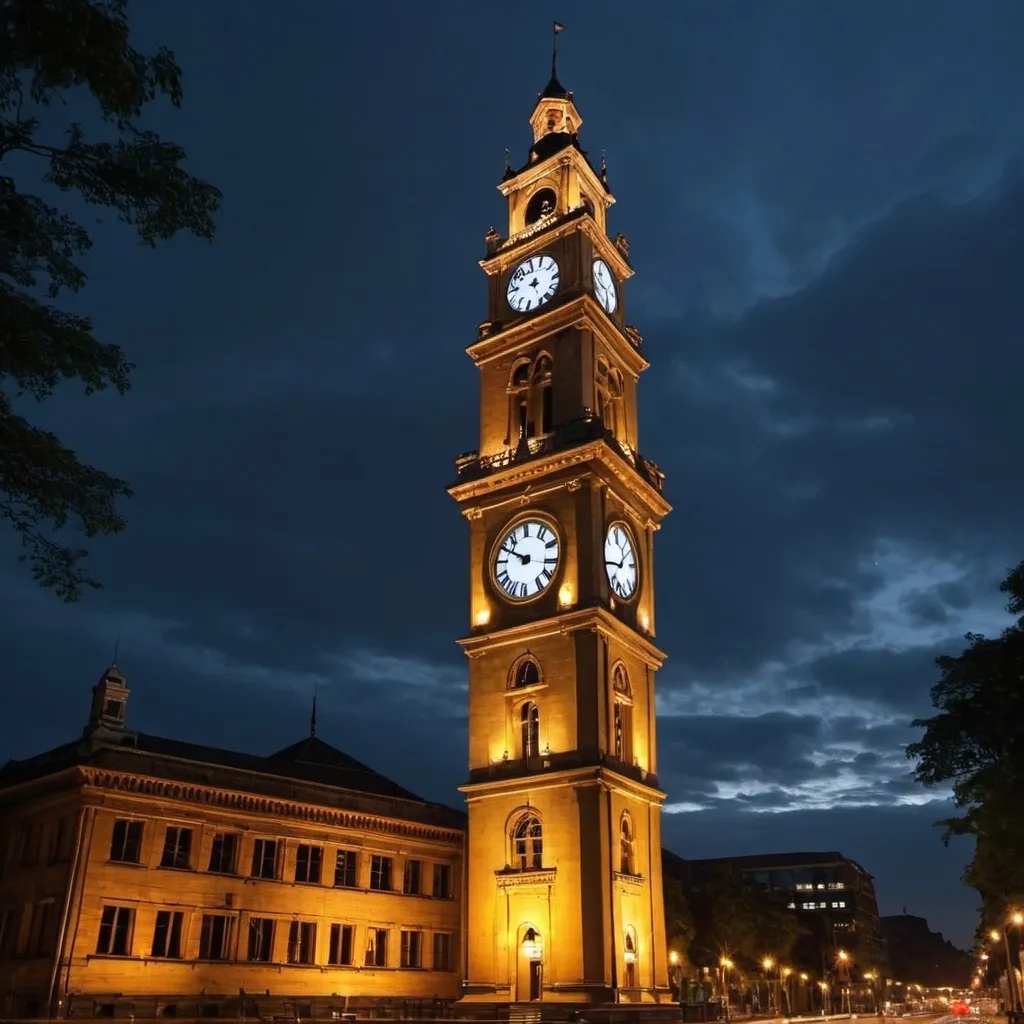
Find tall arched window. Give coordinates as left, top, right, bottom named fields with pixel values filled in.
left=506, top=354, right=555, bottom=445
left=612, top=665, right=634, bottom=764
left=520, top=701, right=540, bottom=758
left=596, top=360, right=623, bottom=439
left=510, top=656, right=541, bottom=690
left=619, top=813, right=635, bottom=875
left=532, top=355, right=553, bottom=436
left=512, top=814, right=543, bottom=871
left=623, top=926, right=638, bottom=988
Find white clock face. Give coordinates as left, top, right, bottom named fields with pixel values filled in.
left=605, top=522, right=638, bottom=600
left=507, top=255, right=560, bottom=314
left=494, top=519, right=560, bottom=601
left=593, top=258, right=618, bottom=314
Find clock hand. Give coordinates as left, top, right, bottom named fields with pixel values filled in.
left=605, top=559, right=623, bottom=569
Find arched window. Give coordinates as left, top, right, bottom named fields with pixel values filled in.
left=512, top=814, right=543, bottom=871
left=619, top=813, right=635, bottom=875
left=596, top=360, right=623, bottom=439
left=507, top=354, right=555, bottom=444
left=612, top=665, right=634, bottom=764
left=526, top=188, right=557, bottom=226
left=532, top=354, right=553, bottom=436
left=520, top=701, right=540, bottom=758
left=511, top=657, right=541, bottom=690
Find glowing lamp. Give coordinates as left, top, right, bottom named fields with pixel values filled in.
left=763, top=956, right=774, bottom=971
left=475, top=607, right=491, bottom=627
left=1014, top=912, right=1024, bottom=926
left=990, top=930, right=1001, bottom=942
left=624, top=949, right=637, bottom=963
left=521, top=929, right=543, bottom=959
left=558, top=583, right=574, bottom=607
left=837, top=949, right=848, bottom=962
left=669, top=951, right=680, bottom=966
left=639, top=610, right=650, bottom=631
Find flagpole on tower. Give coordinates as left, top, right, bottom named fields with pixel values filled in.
left=552, top=20, right=565, bottom=77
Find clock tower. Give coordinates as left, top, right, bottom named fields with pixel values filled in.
left=449, top=60, right=672, bottom=1005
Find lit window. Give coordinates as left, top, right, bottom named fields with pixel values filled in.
left=512, top=814, right=543, bottom=871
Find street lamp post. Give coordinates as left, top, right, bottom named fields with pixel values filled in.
left=720, top=958, right=733, bottom=1021
left=762, top=957, right=775, bottom=1014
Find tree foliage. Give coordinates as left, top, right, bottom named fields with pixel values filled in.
left=664, top=875, right=697, bottom=963
left=688, top=868, right=804, bottom=968
left=907, top=561, right=1024, bottom=928
left=0, top=0, right=221, bottom=599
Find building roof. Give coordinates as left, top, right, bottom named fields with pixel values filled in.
left=0, top=730, right=466, bottom=829
left=685, top=849, right=873, bottom=876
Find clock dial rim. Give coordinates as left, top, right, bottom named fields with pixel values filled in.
left=490, top=513, right=563, bottom=604
left=506, top=254, right=562, bottom=314
left=592, top=257, right=618, bottom=314
left=604, top=519, right=639, bottom=602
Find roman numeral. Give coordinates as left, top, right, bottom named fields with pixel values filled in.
left=517, top=582, right=528, bottom=599
left=535, top=570, right=551, bottom=590
left=522, top=523, right=530, bottom=538
left=498, top=571, right=512, bottom=592
left=545, top=539, right=557, bottom=549
left=537, top=525, right=548, bottom=541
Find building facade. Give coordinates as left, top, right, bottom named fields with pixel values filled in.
left=449, top=63, right=671, bottom=1004
left=684, top=851, right=890, bottom=976
left=0, top=667, right=465, bottom=1019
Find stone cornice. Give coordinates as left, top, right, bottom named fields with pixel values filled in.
left=448, top=441, right=669, bottom=524
left=78, top=767, right=465, bottom=846
left=458, top=604, right=667, bottom=669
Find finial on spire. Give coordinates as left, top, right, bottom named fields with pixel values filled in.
left=310, top=686, right=317, bottom=738
left=600, top=149, right=608, bottom=186
left=552, top=21, right=565, bottom=77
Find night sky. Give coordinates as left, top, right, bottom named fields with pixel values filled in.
left=4, top=1, right=1024, bottom=951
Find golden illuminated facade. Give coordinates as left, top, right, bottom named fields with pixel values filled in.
left=0, top=667, right=464, bottom=1019
left=449, top=65, right=671, bottom=1004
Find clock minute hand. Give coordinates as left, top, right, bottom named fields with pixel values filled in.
left=605, top=558, right=623, bottom=569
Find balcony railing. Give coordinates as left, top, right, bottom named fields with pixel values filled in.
left=453, top=414, right=665, bottom=493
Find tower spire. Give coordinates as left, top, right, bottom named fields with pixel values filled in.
left=309, top=687, right=317, bottom=738
left=552, top=20, right=565, bottom=79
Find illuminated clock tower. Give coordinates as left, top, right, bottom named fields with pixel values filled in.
left=449, top=60, right=672, bottom=1005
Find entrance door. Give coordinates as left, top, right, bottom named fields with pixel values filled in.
left=624, top=962, right=637, bottom=990
left=529, top=960, right=543, bottom=1001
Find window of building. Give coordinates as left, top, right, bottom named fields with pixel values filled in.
left=328, top=923, right=354, bottom=966
left=520, top=701, right=540, bottom=758
left=365, top=927, right=388, bottom=967
left=787, top=902, right=796, bottom=909
left=403, top=859, right=422, bottom=895
left=432, top=863, right=452, bottom=899
left=97, top=906, right=134, bottom=956
left=619, top=814, right=636, bottom=875
left=512, top=814, right=543, bottom=871
left=828, top=881, right=846, bottom=890
left=109, top=820, right=143, bottom=864
left=287, top=921, right=316, bottom=964
left=818, top=901, right=827, bottom=909
left=533, top=355, right=553, bottom=435
left=294, top=844, right=322, bottom=884
left=208, top=833, right=238, bottom=874
left=0, top=907, right=24, bottom=958
left=832, top=901, right=847, bottom=909
left=334, top=849, right=357, bottom=888
left=199, top=914, right=232, bottom=960
left=795, top=882, right=813, bottom=891
left=247, top=918, right=274, bottom=962
left=27, top=901, right=58, bottom=957
left=250, top=839, right=278, bottom=879
left=596, top=359, right=623, bottom=438
left=49, top=817, right=71, bottom=864
left=801, top=902, right=816, bottom=910
left=160, top=827, right=192, bottom=870
left=20, top=822, right=41, bottom=866
left=612, top=665, right=634, bottom=763
left=525, top=188, right=557, bottom=226
left=433, top=932, right=452, bottom=971
left=369, top=855, right=393, bottom=891
left=400, top=929, right=423, bottom=969
left=151, top=911, right=184, bottom=959
left=511, top=656, right=541, bottom=689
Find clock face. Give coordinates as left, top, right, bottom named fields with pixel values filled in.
left=593, top=258, right=618, bottom=314
left=493, top=518, right=560, bottom=602
left=507, top=255, right=560, bottom=314
left=605, top=522, right=638, bottom=600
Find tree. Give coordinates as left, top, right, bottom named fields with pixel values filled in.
left=664, top=875, right=696, bottom=964
left=0, top=0, right=221, bottom=599
left=907, top=560, right=1024, bottom=928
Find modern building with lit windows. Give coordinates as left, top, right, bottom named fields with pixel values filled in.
left=683, top=851, right=890, bottom=975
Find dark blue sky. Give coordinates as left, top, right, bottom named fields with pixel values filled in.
left=5, top=0, right=1024, bottom=950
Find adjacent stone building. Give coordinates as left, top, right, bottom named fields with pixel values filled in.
left=0, top=666, right=465, bottom=1019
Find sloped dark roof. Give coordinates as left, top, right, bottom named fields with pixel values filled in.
left=539, top=72, right=569, bottom=100
left=0, top=729, right=449, bottom=813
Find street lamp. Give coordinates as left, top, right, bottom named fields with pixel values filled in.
left=763, top=957, right=775, bottom=1013
left=720, top=957, right=734, bottom=1019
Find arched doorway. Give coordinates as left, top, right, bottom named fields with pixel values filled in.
left=623, top=926, right=638, bottom=992
left=516, top=926, right=543, bottom=1002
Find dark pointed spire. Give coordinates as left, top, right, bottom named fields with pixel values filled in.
left=543, top=21, right=569, bottom=100
left=310, top=688, right=317, bottom=738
